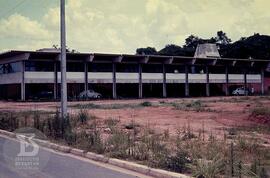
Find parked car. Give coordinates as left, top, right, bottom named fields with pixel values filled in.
left=232, top=87, right=249, bottom=95
left=78, top=90, right=102, bottom=99
left=30, top=91, right=54, bottom=100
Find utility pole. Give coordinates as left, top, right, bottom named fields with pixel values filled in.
left=60, top=0, right=67, bottom=119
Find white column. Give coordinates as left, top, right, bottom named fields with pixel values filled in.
left=112, top=63, right=117, bottom=99
left=261, top=68, right=265, bottom=95
left=84, top=62, right=88, bottom=99
left=138, top=63, right=143, bottom=99
left=185, top=65, right=189, bottom=97
left=54, top=62, right=58, bottom=100
left=225, top=66, right=229, bottom=96
left=21, top=61, right=25, bottom=101
left=162, top=64, right=167, bottom=98
left=206, top=65, right=210, bottom=97
left=244, top=69, right=248, bottom=96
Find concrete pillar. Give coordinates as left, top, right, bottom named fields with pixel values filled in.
left=84, top=62, right=89, bottom=99
left=54, top=62, right=58, bottom=100
left=138, top=63, right=143, bottom=99
left=21, top=61, right=25, bottom=101
left=244, top=69, right=248, bottom=96
left=261, top=68, right=265, bottom=95
left=162, top=63, right=167, bottom=98
left=112, top=63, right=117, bottom=99
left=225, top=66, right=229, bottom=96
left=206, top=65, right=210, bottom=97
left=185, top=65, right=189, bottom=97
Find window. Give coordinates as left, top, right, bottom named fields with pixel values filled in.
left=25, top=61, right=54, bottom=72
left=189, top=65, right=206, bottom=74
left=116, top=63, right=138, bottom=72
left=228, top=67, right=245, bottom=74
left=247, top=68, right=260, bottom=74
left=0, top=64, right=3, bottom=74
left=67, top=62, right=84, bottom=72
left=0, top=62, right=21, bottom=74
left=142, top=64, right=162, bottom=73
left=209, top=66, right=225, bottom=74
left=166, top=65, right=185, bottom=73
left=89, top=63, right=112, bottom=72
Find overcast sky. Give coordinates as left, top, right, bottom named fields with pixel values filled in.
left=0, top=0, right=269, bottom=53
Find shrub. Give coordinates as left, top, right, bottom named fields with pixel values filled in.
left=173, top=100, right=207, bottom=112
left=0, top=112, right=19, bottom=131
left=106, top=129, right=130, bottom=158
left=251, top=107, right=270, bottom=117
left=104, top=117, right=119, bottom=131
left=140, top=101, right=152, bottom=107
left=77, top=109, right=89, bottom=124
left=259, top=167, right=269, bottom=178
left=165, top=150, right=190, bottom=173
left=191, top=156, right=225, bottom=178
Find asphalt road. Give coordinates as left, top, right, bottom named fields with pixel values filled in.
left=0, top=135, right=151, bottom=178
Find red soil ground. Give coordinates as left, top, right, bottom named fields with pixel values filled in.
left=0, top=96, right=269, bottom=140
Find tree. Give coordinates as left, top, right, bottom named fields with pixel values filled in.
left=184, top=35, right=201, bottom=49
left=215, top=31, right=231, bottom=45
left=158, top=44, right=187, bottom=56
left=136, top=47, right=157, bottom=55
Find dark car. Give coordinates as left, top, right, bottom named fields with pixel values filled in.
left=31, top=91, right=54, bottom=100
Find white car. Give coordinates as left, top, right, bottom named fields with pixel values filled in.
left=78, top=90, right=102, bottom=99
left=232, top=87, right=249, bottom=96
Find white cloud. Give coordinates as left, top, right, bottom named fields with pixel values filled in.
left=0, top=0, right=270, bottom=53
left=0, top=14, right=52, bottom=40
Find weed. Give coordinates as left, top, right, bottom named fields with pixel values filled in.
left=191, top=156, right=225, bottom=178
left=228, top=127, right=237, bottom=136
left=104, top=117, right=119, bottom=131
left=77, top=109, right=89, bottom=124
left=251, top=107, right=270, bottom=117
left=106, top=128, right=130, bottom=158
left=72, top=101, right=153, bottom=110
left=173, top=100, right=208, bottom=112
left=140, top=101, right=152, bottom=107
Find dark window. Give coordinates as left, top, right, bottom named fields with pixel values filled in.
left=116, top=63, right=138, bottom=72
left=0, top=62, right=21, bottom=74
left=165, top=65, right=185, bottom=73
left=142, top=64, right=162, bottom=73
left=265, top=71, right=270, bottom=77
left=189, top=65, right=206, bottom=74
left=89, top=63, right=112, bottom=72
left=25, top=61, right=54, bottom=72
left=67, top=62, right=84, bottom=72
left=228, top=67, right=245, bottom=74
left=0, top=64, right=3, bottom=74
left=247, top=67, right=260, bottom=74
left=10, top=62, right=21, bottom=73
left=209, top=66, right=225, bottom=74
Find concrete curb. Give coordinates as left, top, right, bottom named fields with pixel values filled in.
left=0, top=129, right=191, bottom=178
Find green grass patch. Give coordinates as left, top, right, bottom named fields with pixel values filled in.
left=71, top=102, right=154, bottom=110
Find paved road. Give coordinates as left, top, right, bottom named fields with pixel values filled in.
left=0, top=135, right=151, bottom=178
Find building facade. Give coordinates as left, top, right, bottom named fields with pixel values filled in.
left=0, top=45, right=269, bottom=100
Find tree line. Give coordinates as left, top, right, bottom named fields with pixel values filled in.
left=136, top=31, right=270, bottom=60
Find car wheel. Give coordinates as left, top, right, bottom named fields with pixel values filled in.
left=96, top=95, right=101, bottom=99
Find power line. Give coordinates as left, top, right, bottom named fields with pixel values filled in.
left=0, top=0, right=28, bottom=18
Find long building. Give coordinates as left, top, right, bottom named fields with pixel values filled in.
left=0, top=44, right=269, bottom=100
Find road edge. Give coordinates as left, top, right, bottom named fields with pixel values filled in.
left=0, top=129, right=191, bottom=178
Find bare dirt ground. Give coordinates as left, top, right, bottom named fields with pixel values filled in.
left=0, top=96, right=269, bottom=141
